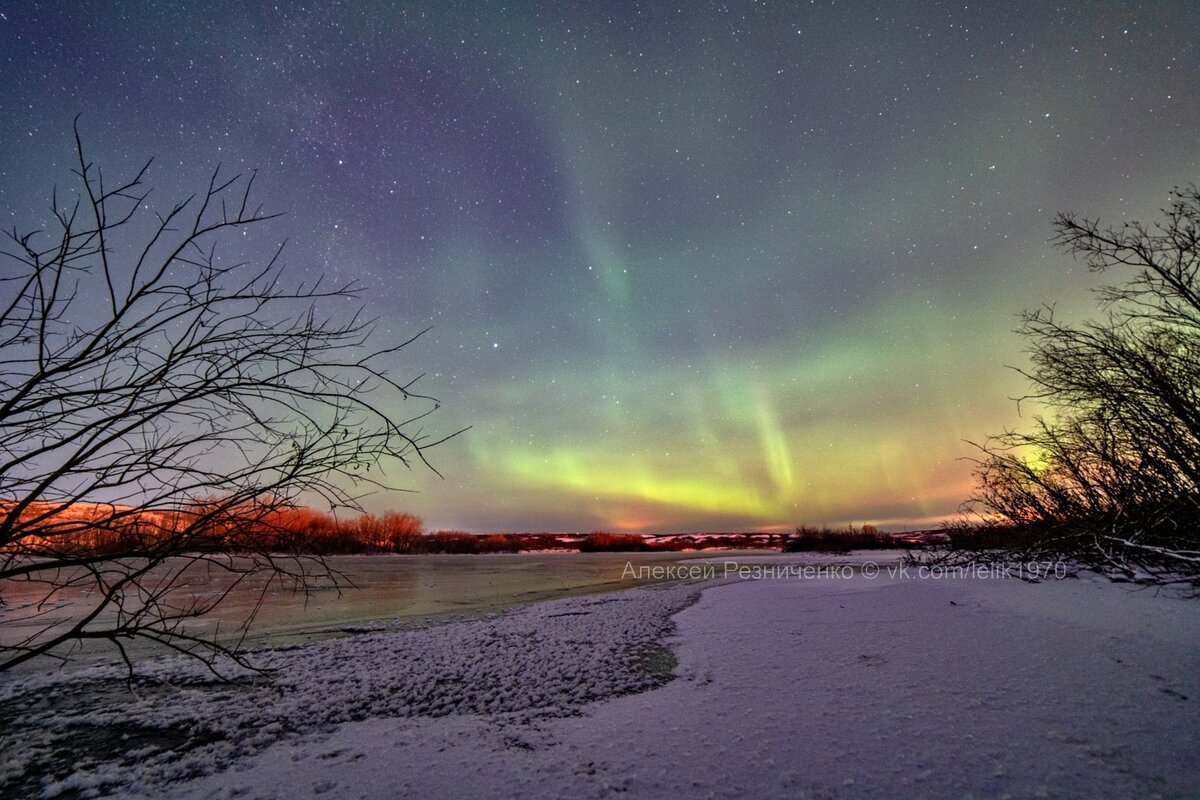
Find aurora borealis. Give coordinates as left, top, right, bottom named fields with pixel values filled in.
left=2, top=2, right=1198, bottom=533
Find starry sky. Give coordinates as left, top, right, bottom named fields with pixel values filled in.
left=2, top=1, right=1198, bottom=533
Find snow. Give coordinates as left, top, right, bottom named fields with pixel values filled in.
left=4, top=563, right=1199, bottom=799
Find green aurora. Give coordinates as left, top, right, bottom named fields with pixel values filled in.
left=2, top=2, right=1198, bottom=531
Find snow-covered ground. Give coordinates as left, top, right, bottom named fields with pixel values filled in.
left=5, top=565, right=1199, bottom=798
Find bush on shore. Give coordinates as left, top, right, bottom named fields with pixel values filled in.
left=577, top=532, right=660, bottom=552
left=782, top=524, right=920, bottom=553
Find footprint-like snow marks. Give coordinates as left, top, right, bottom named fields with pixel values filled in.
left=0, top=583, right=701, bottom=799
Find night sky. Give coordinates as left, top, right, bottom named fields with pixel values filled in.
left=2, top=2, right=1198, bottom=533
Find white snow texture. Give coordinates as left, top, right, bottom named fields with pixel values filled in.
left=3, top=568, right=1199, bottom=799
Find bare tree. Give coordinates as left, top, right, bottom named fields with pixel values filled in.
left=0, top=121, right=453, bottom=672
left=968, top=186, right=1200, bottom=584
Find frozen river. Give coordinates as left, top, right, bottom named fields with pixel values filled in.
left=194, top=551, right=718, bottom=639
left=0, top=551, right=724, bottom=673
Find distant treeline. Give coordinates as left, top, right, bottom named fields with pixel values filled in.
left=8, top=501, right=797, bottom=556
left=9, top=500, right=981, bottom=557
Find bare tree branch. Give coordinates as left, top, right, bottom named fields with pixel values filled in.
left=964, top=185, right=1200, bottom=586
left=0, top=125, right=462, bottom=674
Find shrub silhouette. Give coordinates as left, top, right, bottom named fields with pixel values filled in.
left=578, top=532, right=657, bottom=552
left=969, top=186, right=1200, bottom=583
left=782, top=524, right=895, bottom=553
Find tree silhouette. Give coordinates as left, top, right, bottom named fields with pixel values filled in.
left=0, top=121, right=454, bottom=671
left=971, top=186, right=1200, bottom=584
